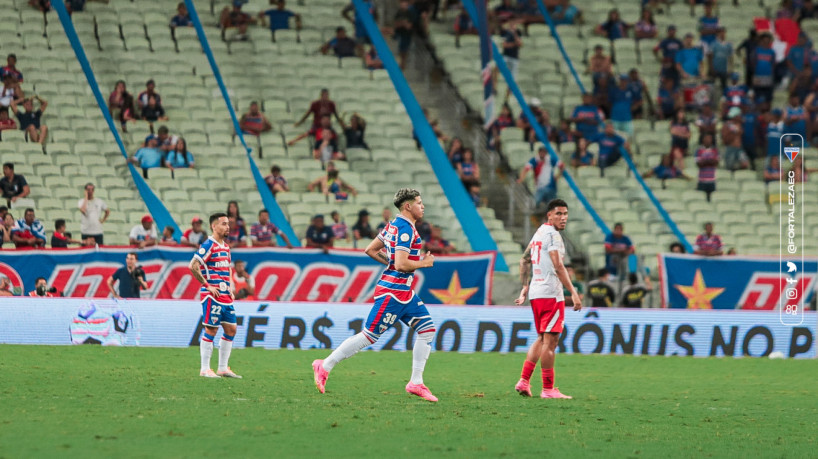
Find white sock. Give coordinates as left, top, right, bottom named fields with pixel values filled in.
left=218, top=338, right=233, bottom=371
left=323, top=332, right=373, bottom=372
left=410, top=332, right=434, bottom=385
left=200, top=339, right=214, bottom=372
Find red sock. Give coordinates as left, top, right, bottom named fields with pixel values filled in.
left=542, top=368, right=555, bottom=390
left=520, top=360, right=536, bottom=381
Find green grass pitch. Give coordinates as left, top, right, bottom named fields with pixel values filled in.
left=0, top=346, right=814, bottom=458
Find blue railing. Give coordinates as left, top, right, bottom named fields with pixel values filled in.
left=53, top=1, right=182, bottom=241
left=462, top=0, right=612, bottom=238
left=184, top=0, right=300, bottom=247
left=353, top=0, right=508, bottom=271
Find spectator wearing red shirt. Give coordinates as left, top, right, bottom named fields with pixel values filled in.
left=182, top=216, right=207, bottom=248
left=0, top=54, right=23, bottom=83
left=295, top=88, right=342, bottom=129
left=425, top=226, right=455, bottom=254
left=288, top=114, right=343, bottom=162
left=250, top=209, right=292, bottom=248
left=239, top=101, right=272, bottom=136
left=232, top=260, right=255, bottom=300
left=694, top=222, right=723, bottom=256
left=0, top=107, right=16, bottom=131
left=51, top=219, right=82, bottom=248
left=28, top=277, right=54, bottom=297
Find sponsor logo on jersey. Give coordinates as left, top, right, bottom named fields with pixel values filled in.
left=213, top=261, right=230, bottom=268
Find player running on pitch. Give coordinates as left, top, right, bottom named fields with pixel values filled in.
left=189, top=213, right=241, bottom=379
left=313, top=188, right=438, bottom=401
left=514, top=199, right=581, bottom=399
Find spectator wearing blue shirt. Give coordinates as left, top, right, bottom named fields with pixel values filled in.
left=570, top=93, right=605, bottom=140
left=643, top=153, right=689, bottom=184
left=657, top=77, right=682, bottom=120
left=320, top=27, right=357, bottom=58
left=698, top=2, right=719, bottom=50
left=594, top=9, right=631, bottom=41
left=130, top=137, right=165, bottom=178
left=764, top=156, right=781, bottom=184
left=517, top=146, right=564, bottom=207
left=170, top=2, right=192, bottom=28
left=653, top=26, right=682, bottom=84
left=342, top=0, right=376, bottom=44
left=751, top=33, right=776, bottom=104
left=740, top=103, right=760, bottom=169
left=708, top=28, right=733, bottom=91
left=165, top=138, right=195, bottom=169
left=675, top=33, right=704, bottom=81
left=786, top=33, right=810, bottom=76
left=766, top=108, right=784, bottom=162
left=259, top=0, right=301, bottom=32
left=627, top=69, right=649, bottom=119
left=609, top=76, right=634, bottom=138
left=604, top=223, right=634, bottom=278
left=552, top=0, right=581, bottom=25
left=593, top=122, right=629, bottom=171
left=569, top=137, right=595, bottom=169
left=306, top=214, right=335, bottom=254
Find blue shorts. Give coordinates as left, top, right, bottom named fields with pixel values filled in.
left=363, top=293, right=436, bottom=341
left=201, top=297, right=236, bottom=327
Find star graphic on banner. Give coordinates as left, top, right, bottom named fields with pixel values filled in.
left=429, top=271, right=479, bottom=305
left=674, top=269, right=725, bottom=309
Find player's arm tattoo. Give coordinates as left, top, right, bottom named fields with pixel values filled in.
left=519, top=245, right=532, bottom=288
left=377, top=251, right=389, bottom=264
left=189, top=259, right=207, bottom=286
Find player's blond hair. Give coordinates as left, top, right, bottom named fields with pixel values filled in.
left=393, top=188, right=421, bottom=210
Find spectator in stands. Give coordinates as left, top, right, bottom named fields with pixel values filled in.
left=220, top=0, right=255, bottom=41
left=555, top=119, right=576, bottom=145
left=492, top=0, right=517, bottom=24
left=670, top=109, right=691, bottom=161
left=295, top=89, right=342, bottom=129
left=342, top=0, right=376, bottom=45
left=0, top=107, right=16, bottom=131
left=393, top=0, right=417, bottom=69
left=108, top=80, right=135, bottom=131
left=721, top=73, right=749, bottom=117
left=425, top=225, right=455, bottom=254
left=232, top=260, right=255, bottom=300
left=676, top=33, right=704, bottom=82
left=594, top=121, right=629, bottom=172
left=306, top=214, right=334, bottom=253
left=416, top=218, right=432, bottom=241
left=751, top=33, right=776, bottom=104
left=143, top=125, right=177, bottom=152
left=552, top=0, right=582, bottom=25
left=457, top=148, right=480, bottom=189
left=561, top=265, right=583, bottom=308
left=264, top=165, right=289, bottom=195
left=604, top=222, right=634, bottom=278
left=159, top=226, right=177, bottom=246
left=11, top=208, right=45, bottom=248
left=766, top=108, right=784, bottom=165
left=11, top=96, right=47, bottom=145
left=764, top=156, right=782, bottom=184
left=65, top=0, right=86, bottom=15
left=698, top=2, right=719, bottom=52
left=107, top=252, right=147, bottom=299
left=740, top=102, right=760, bottom=170
left=788, top=68, right=812, bottom=104
left=468, top=183, right=482, bottom=207
left=165, top=138, right=195, bottom=169
left=251, top=208, right=293, bottom=248
left=516, top=98, right=550, bottom=144
left=695, top=104, right=718, bottom=146
left=654, top=26, right=682, bottom=85
left=669, top=242, right=686, bottom=253
left=0, top=75, right=23, bottom=108
left=784, top=93, right=809, bottom=143
left=239, top=101, right=273, bottom=137
left=325, top=170, right=356, bottom=201
left=657, top=78, right=683, bottom=120
left=454, top=7, right=477, bottom=43
left=0, top=210, right=9, bottom=248
left=610, top=75, right=635, bottom=139
left=330, top=210, right=350, bottom=243
left=226, top=201, right=246, bottom=234
left=708, top=28, right=733, bottom=92
left=587, top=45, right=613, bottom=84
left=28, top=277, right=56, bottom=297
left=694, top=222, right=723, bottom=256
left=517, top=146, right=564, bottom=207
left=320, top=26, right=357, bottom=58
left=594, top=9, right=630, bottom=41
left=227, top=215, right=247, bottom=248
left=140, top=95, right=167, bottom=123
left=129, top=215, right=157, bottom=248
left=0, top=54, right=23, bottom=83
left=182, top=216, right=207, bottom=248
left=736, top=29, right=759, bottom=89
left=643, top=153, right=688, bottom=184
left=129, top=137, right=164, bottom=177
left=570, top=93, right=604, bottom=140
left=137, top=80, right=162, bottom=110
left=797, top=0, right=818, bottom=22
left=365, top=45, right=383, bottom=70
left=695, top=133, right=719, bottom=202
left=28, top=0, right=50, bottom=12
left=569, top=137, right=594, bottom=169
left=620, top=273, right=653, bottom=308
left=307, top=161, right=337, bottom=191
left=376, top=207, right=391, bottom=232
left=414, top=108, right=448, bottom=146
left=171, top=2, right=192, bottom=27
left=627, top=69, right=649, bottom=120
left=0, top=163, right=29, bottom=206
left=488, top=103, right=515, bottom=151
left=722, top=107, right=749, bottom=171
left=500, top=21, right=523, bottom=100
left=587, top=268, right=616, bottom=307
left=634, top=9, right=657, bottom=40
left=289, top=115, right=342, bottom=162
left=343, top=113, right=368, bottom=149
left=78, top=182, right=109, bottom=246
left=259, top=0, right=301, bottom=32
left=351, top=209, right=375, bottom=242
left=445, top=137, right=465, bottom=166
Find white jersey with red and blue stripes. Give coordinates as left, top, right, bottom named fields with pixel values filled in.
left=375, top=215, right=422, bottom=303
left=193, top=236, right=233, bottom=304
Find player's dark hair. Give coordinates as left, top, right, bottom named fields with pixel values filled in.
left=597, top=268, right=608, bottom=278
left=393, top=188, right=421, bottom=210
left=54, top=219, right=66, bottom=230
left=210, top=212, right=227, bottom=225
left=127, top=252, right=138, bottom=260
left=546, top=199, right=568, bottom=213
